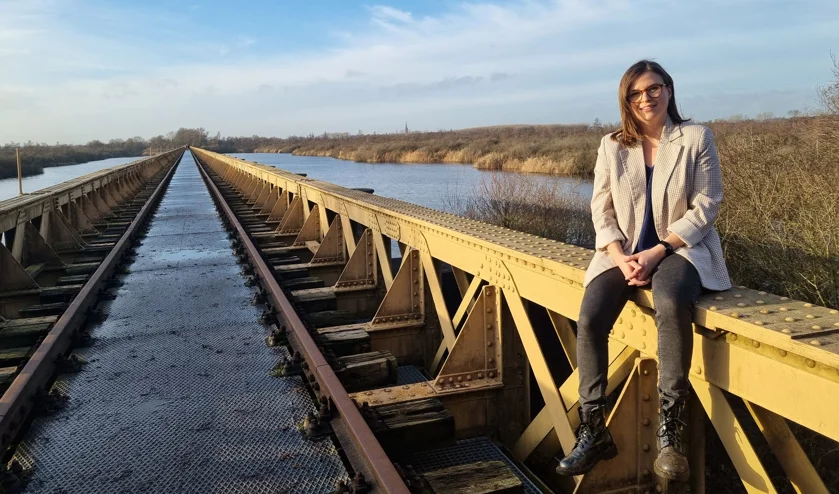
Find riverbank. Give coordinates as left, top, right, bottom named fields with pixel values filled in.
left=255, top=124, right=601, bottom=177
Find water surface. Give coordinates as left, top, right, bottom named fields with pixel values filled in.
left=232, top=153, right=592, bottom=212
left=0, top=157, right=141, bottom=202
left=1, top=153, right=593, bottom=214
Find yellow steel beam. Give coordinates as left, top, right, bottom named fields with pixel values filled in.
left=190, top=148, right=839, bottom=487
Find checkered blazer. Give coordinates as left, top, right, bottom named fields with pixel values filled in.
left=583, top=118, right=731, bottom=291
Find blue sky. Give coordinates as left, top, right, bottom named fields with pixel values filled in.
left=1, top=0, right=838, bottom=143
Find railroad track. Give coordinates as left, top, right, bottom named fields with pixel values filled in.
left=196, top=150, right=539, bottom=494
left=0, top=150, right=183, bottom=484
left=1, top=144, right=835, bottom=493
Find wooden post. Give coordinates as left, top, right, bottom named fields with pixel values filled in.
left=16, top=148, right=23, bottom=195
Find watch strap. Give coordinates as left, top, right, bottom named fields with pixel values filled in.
left=658, top=240, right=674, bottom=256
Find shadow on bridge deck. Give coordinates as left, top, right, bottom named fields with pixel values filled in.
left=14, top=153, right=348, bottom=493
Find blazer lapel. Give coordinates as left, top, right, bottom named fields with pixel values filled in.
left=618, top=144, right=646, bottom=205
left=618, top=142, right=647, bottom=250
left=652, top=118, right=684, bottom=233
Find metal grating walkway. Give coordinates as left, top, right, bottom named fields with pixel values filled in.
left=15, top=154, right=349, bottom=493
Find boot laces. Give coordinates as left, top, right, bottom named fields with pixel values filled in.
left=656, top=410, right=686, bottom=450
left=574, top=422, right=594, bottom=448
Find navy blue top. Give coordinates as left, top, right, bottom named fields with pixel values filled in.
left=635, top=165, right=660, bottom=253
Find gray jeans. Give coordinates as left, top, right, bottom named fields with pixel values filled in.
left=577, top=254, right=702, bottom=413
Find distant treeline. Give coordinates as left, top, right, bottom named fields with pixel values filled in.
left=252, top=115, right=831, bottom=178
left=0, top=128, right=281, bottom=180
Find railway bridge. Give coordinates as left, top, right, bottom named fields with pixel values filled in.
left=0, top=147, right=836, bottom=493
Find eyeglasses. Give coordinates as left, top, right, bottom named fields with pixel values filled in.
left=627, top=83, right=667, bottom=102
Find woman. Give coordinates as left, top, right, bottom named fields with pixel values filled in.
left=555, top=60, right=730, bottom=482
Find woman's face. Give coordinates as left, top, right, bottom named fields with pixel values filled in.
left=628, top=71, right=671, bottom=126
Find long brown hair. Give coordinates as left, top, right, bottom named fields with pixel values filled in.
left=611, top=60, right=689, bottom=147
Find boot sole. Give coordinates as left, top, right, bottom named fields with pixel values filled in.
left=653, top=462, right=690, bottom=482
left=555, top=443, right=618, bottom=476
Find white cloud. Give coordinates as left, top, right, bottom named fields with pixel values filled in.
left=1, top=0, right=838, bottom=143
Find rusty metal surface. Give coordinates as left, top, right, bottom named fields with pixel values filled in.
left=15, top=154, right=349, bottom=493
left=195, top=152, right=410, bottom=494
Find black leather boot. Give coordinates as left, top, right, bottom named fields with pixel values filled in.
left=654, top=401, right=690, bottom=481
left=555, top=405, right=617, bottom=476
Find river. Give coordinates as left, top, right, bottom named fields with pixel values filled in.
left=0, top=153, right=592, bottom=212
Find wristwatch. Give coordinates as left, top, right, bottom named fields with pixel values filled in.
left=657, top=240, right=674, bottom=256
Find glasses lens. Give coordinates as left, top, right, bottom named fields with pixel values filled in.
left=648, top=84, right=663, bottom=98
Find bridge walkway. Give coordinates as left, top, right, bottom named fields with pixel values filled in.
left=13, top=153, right=348, bottom=493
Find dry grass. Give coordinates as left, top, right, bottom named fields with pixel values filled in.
left=444, top=173, right=594, bottom=248
left=256, top=124, right=603, bottom=178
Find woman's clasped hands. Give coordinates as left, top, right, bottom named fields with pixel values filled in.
left=617, top=246, right=666, bottom=287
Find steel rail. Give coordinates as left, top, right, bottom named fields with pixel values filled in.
left=0, top=148, right=184, bottom=233
left=193, top=150, right=410, bottom=494
left=0, top=150, right=184, bottom=450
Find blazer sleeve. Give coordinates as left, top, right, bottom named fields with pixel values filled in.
left=667, top=127, right=723, bottom=248
left=592, top=136, right=626, bottom=251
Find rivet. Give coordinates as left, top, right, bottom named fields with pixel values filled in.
left=486, top=307, right=492, bottom=313
left=779, top=349, right=787, bottom=357
left=806, top=314, right=815, bottom=319
left=642, top=418, right=650, bottom=426
left=760, top=309, right=771, bottom=314
left=642, top=369, right=649, bottom=376
left=830, top=310, right=838, bottom=315
left=478, top=372, right=484, bottom=378
left=642, top=393, right=650, bottom=401
left=730, top=312, right=740, bottom=318
left=810, top=341, right=822, bottom=347
left=812, top=325, right=822, bottom=330
left=715, top=296, right=724, bottom=301
left=752, top=341, right=760, bottom=348
left=781, top=328, right=791, bottom=334
left=693, top=366, right=702, bottom=375
left=487, top=341, right=493, bottom=347
left=804, top=303, right=814, bottom=308
left=643, top=443, right=650, bottom=451
left=780, top=307, right=789, bottom=312
left=785, top=317, right=795, bottom=322
left=447, top=377, right=453, bottom=383
left=756, top=300, right=765, bottom=305
left=620, top=332, right=625, bottom=338
left=656, top=485, right=663, bottom=493
left=728, top=333, right=738, bottom=341
left=806, top=359, right=816, bottom=367
left=641, top=342, right=646, bottom=349
left=755, top=321, right=764, bottom=325
left=709, top=306, right=718, bottom=311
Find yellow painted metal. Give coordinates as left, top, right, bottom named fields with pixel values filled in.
left=372, top=230, right=394, bottom=290
left=191, top=148, right=839, bottom=492
left=452, top=275, right=482, bottom=329
left=691, top=378, right=778, bottom=493
left=744, top=401, right=829, bottom=494
left=574, top=358, right=659, bottom=493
